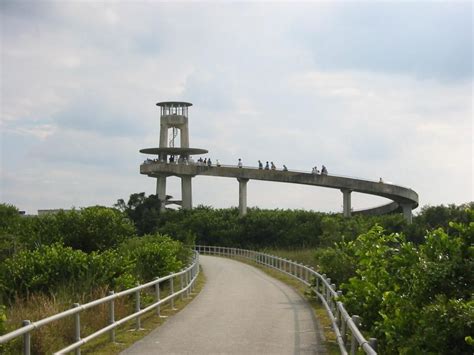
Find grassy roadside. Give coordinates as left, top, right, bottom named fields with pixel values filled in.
left=80, top=269, right=206, bottom=354
left=233, top=256, right=340, bottom=355
left=263, top=248, right=319, bottom=269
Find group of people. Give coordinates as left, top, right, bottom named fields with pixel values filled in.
left=145, top=156, right=326, bottom=176
left=312, top=165, right=328, bottom=175
left=255, top=160, right=288, bottom=171
left=143, top=158, right=158, bottom=164
left=197, top=157, right=221, bottom=167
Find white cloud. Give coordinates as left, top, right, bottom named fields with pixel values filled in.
left=1, top=1, right=472, bottom=214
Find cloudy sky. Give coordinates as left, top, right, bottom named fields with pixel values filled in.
left=1, top=1, right=472, bottom=214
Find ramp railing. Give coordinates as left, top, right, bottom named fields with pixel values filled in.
left=0, top=252, right=200, bottom=355
left=195, top=245, right=377, bottom=355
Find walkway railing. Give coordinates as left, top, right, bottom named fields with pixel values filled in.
left=0, top=252, right=200, bottom=355
left=195, top=245, right=377, bottom=355
left=142, top=160, right=414, bottom=190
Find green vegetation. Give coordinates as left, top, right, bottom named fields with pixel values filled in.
left=0, top=203, right=192, bottom=354
left=1, top=195, right=472, bottom=354
left=336, top=223, right=473, bottom=354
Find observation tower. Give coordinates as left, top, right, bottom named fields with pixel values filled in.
left=140, top=101, right=208, bottom=210
left=140, top=101, right=418, bottom=221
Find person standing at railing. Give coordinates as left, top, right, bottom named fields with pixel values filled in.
left=283, top=164, right=288, bottom=171
left=216, top=159, right=221, bottom=167
left=321, top=165, right=328, bottom=175
left=238, top=158, right=243, bottom=168
left=207, top=158, right=212, bottom=166
left=265, top=161, right=269, bottom=170
left=258, top=160, right=263, bottom=169
left=271, top=162, right=276, bottom=170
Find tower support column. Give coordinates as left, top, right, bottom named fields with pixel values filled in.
left=156, top=176, right=167, bottom=211
left=341, top=189, right=352, bottom=218
left=238, top=178, right=249, bottom=217
left=401, top=203, right=413, bottom=224
left=181, top=176, right=193, bottom=210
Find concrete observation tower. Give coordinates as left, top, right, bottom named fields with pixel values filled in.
left=140, top=102, right=208, bottom=210
left=140, top=101, right=418, bottom=221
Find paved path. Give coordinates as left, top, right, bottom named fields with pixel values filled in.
left=122, top=256, right=326, bottom=354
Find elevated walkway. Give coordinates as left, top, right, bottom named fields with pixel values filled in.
left=140, top=162, right=419, bottom=219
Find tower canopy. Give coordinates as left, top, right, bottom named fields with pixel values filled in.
left=156, top=101, right=193, bottom=107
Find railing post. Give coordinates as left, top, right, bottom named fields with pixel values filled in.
left=326, top=277, right=332, bottom=301
left=336, top=291, right=343, bottom=326
left=135, top=287, right=141, bottom=330
left=155, top=278, right=161, bottom=316
left=73, top=303, right=81, bottom=355
left=180, top=270, right=185, bottom=300
left=170, top=276, right=176, bottom=310
left=22, top=320, right=31, bottom=355
left=341, top=314, right=347, bottom=346
left=186, top=268, right=190, bottom=298
left=351, top=315, right=360, bottom=355
left=331, top=283, right=336, bottom=312
left=369, top=338, right=378, bottom=352
left=108, top=291, right=115, bottom=342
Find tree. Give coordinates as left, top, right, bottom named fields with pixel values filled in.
left=115, top=193, right=163, bottom=235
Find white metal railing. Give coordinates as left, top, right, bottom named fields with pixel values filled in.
left=0, top=252, right=200, bottom=355
left=195, top=245, right=377, bottom=355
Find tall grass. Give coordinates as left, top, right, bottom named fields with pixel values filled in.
left=264, top=248, right=319, bottom=269
left=4, top=287, right=132, bottom=354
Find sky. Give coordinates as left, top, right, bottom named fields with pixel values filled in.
left=1, top=1, right=472, bottom=215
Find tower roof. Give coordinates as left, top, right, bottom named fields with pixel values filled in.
left=140, top=147, right=208, bottom=155
left=156, top=101, right=193, bottom=107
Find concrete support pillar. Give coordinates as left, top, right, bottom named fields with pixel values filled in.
left=181, top=176, right=193, bottom=210
left=159, top=123, right=168, bottom=148
left=180, top=124, right=189, bottom=148
left=156, top=176, right=167, bottom=211
left=238, top=178, right=249, bottom=217
left=401, top=203, right=413, bottom=224
left=341, top=189, right=352, bottom=218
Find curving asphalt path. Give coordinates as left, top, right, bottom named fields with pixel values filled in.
left=121, top=255, right=326, bottom=354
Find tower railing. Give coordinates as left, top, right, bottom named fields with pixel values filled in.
left=195, top=245, right=377, bottom=355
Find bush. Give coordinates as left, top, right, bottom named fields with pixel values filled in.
left=339, top=223, right=473, bottom=354
left=119, top=234, right=192, bottom=282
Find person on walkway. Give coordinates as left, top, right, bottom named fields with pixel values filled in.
left=258, top=160, right=263, bottom=169
left=271, top=162, right=276, bottom=170
left=321, top=165, right=328, bottom=175
left=216, top=159, right=221, bottom=167
left=238, top=159, right=243, bottom=168
left=207, top=158, right=212, bottom=166
left=265, top=161, right=270, bottom=170
left=283, top=165, right=288, bottom=171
